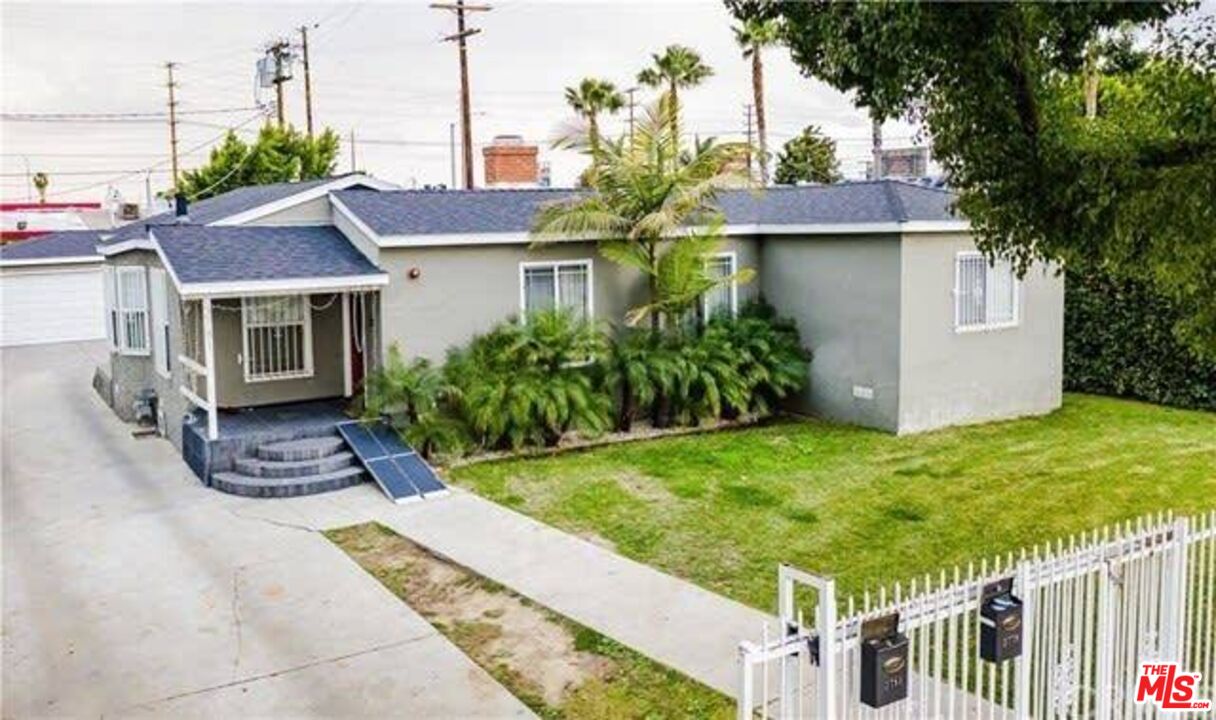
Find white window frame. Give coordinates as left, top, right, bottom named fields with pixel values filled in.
left=149, top=268, right=171, bottom=378
left=103, top=265, right=118, bottom=350
left=518, top=259, right=594, bottom=322
left=953, top=251, right=1020, bottom=333
left=112, top=266, right=150, bottom=356
left=240, top=295, right=314, bottom=383
left=702, top=251, right=739, bottom=320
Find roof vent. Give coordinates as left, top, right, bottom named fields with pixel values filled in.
left=174, top=194, right=189, bottom=223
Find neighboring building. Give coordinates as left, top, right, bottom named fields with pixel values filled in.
left=8, top=173, right=1062, bottom=493
left=0, top=201, right=109, bottom=243
left=868, top=146, right=931, bottom=180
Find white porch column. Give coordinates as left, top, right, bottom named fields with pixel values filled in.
left=341, top=292, right=353, bottom=397
left=202, top=296, right=218, bottom=440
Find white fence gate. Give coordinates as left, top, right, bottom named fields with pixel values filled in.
left=739, top=512, right=1216, bottom=718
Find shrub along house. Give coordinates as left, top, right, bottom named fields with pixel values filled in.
left=86, top=172, right=1063, bottom=497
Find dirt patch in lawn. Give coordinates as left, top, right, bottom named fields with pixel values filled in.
left=327, top=523, right=732, bottom=719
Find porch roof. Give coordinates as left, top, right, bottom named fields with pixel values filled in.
left=150, top=225, right=386, bottom=297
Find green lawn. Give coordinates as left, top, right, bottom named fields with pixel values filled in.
left=451, top=394, right=1216, bottom=611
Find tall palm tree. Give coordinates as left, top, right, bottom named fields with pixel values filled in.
left=563, top=78, right=625, bottom=159
left=733, top=18, right=782, bottom=185
left=535, top=97, right=749, bottom=333
left=636, top=45, right=714, bottom=158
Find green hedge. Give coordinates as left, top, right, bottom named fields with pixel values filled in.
left=1065, top=269, right=1216, bottom=411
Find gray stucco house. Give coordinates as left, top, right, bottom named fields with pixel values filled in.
left=33, top=173, right=1060, bottom=491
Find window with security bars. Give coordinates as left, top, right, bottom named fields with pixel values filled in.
left=702, top=253, right=737, bottom=320
left=241, top=296, right=313, bottom=382
left=105, top=266, right=149, bottom=355
left=521, top=261, right=591, bottom=320
left=954, top=252, right=1018, bottom=330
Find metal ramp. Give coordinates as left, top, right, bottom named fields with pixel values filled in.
left=336, top=420, right=449, bottom=503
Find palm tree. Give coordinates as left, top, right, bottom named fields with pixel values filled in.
left=563, top=78, right=626, bottom=159
left=535, top=98, right=748, bottom=333
left=32, top=172, right=49, bottom=204
left=636, top=45, right=714, bottom=157
left=733, top=18, right=782, bottom=185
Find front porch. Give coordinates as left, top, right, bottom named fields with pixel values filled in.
left=181, top=398, right=354, bottom=487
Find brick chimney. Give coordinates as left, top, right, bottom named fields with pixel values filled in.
left=482, top=135, right=538, bottom=187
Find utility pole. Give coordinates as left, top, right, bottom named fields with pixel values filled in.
left=626, top=86, right=638, bottom=144
left=431, top=1, right=491, bottom=190
left=349, top=129, right=357, bottom=172
left=165, top=61, right=180, bottom=191
left=298, top=24, right=317, bottom=137
left=449, top=121, right=457, bottom=188
left=743, top=103, right=755, bottom=185
left=266, top=39, right=293, bottom=127
left=870, top=113, right=883, bottom=180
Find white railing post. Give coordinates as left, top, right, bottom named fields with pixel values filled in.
left=1094, top=559, right=1115, bottom=720
left=1014, top=560, right=1034, bottom=718
left=1165, top=517, right=1189, bottom=661
left=201, top=296, right=218, bottom=440
left=738, top=642, right=755, bottom=720
left=818, top=577, right=837, bottom=720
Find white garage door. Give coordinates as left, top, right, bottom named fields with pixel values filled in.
left=0, top=266, right=105, bottom=347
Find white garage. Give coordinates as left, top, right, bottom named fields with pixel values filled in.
left=0, top=232, right=105, bottom=347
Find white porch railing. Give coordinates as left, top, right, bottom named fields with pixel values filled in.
left=177, top=297, right=217, bottom=439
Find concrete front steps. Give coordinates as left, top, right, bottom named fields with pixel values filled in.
left=213, top=435, right=367, bottom=498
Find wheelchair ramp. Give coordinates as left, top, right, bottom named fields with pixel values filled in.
left=337, top=420, right=449, bottom=503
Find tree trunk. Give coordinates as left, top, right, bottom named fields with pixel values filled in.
left=647, top=242, right=660, bottom=335
left=669, top=82, right=680, bottom=164
left=617, top=377, right=634, bottom=432
left=753, top=50, right=769, bottom=185
left=589, top=113, right=601, bottom=160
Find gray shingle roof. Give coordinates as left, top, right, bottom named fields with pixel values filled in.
left=332, top=180, right=959, bottom=237
left=104, top=175, right=367, bottom=242
left=151, top=225, right=384, bottom=285
left=0, top=230, right=102, bottom=262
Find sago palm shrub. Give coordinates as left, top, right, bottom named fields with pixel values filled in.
left=710, top=301, right=811, bottom=417
left=444, top=310, right=611, bottom=450
left=361, top=344, right=468, bottom=460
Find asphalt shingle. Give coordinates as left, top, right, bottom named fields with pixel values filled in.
left=0, top=230, right=102, bottom=262
left=332, top=180, right=960, bottom=237
left=151, top=225, right=384, bottom=284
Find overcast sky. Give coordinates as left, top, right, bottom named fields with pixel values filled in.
left=0, top=0, right=925, bottom=204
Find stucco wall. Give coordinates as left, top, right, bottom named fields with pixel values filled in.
left=377, top=238, right=760, bottom=362
left=211, top=293, right=346, bottom=408
left=103, top=251, right=190, bottom=449
left=897, top=232, right=1064, bottom=433
left=759, top=234, right=903, bottom=432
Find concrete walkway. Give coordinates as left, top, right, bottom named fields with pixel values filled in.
left=262, top=483, right=776, bottom=698
left=2, top=343, right=531, bottom=719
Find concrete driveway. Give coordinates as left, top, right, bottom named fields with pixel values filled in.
left=1, top=342, right=531, bottom=718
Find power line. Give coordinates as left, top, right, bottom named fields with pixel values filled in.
left=0, top=106, right=267, bottom=122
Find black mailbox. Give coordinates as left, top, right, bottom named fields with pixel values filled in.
left=860, top=613, right=909, bottom=708
left=980, top=577, right=1023, bottom=663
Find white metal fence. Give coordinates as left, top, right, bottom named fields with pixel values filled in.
left=738, top=511, right=1216, bottom=719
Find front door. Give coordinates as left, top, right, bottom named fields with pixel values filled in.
left=350, top=293, right=366, bottom=394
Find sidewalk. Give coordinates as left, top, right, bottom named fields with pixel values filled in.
left=363, top=489, right=775, bottom=697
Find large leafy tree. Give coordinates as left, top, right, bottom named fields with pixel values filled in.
left=564, top=77, right=626, bottom=158
left=733, top=18, right=783, bottom=184
left=727, top=2, right=1216, bottom=357
left=773, top=125, right=841, bottom=185
left=177, top=123, right=340, bottom=200
left=636, top=45, right=715, bottom=157
left=536, top=97, right=751, bottom=332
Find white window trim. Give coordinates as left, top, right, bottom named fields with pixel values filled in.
left=240, top=296, right=315, bottom=383
left=517, top=259, right=594, bottom=322
left=953, top=251, right=1021, bottom=333
left=114, top=266, right=151, bottom=356
left=702, top=251, right=739, bottom=320
left=150, top=268, right=171, bottom=378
